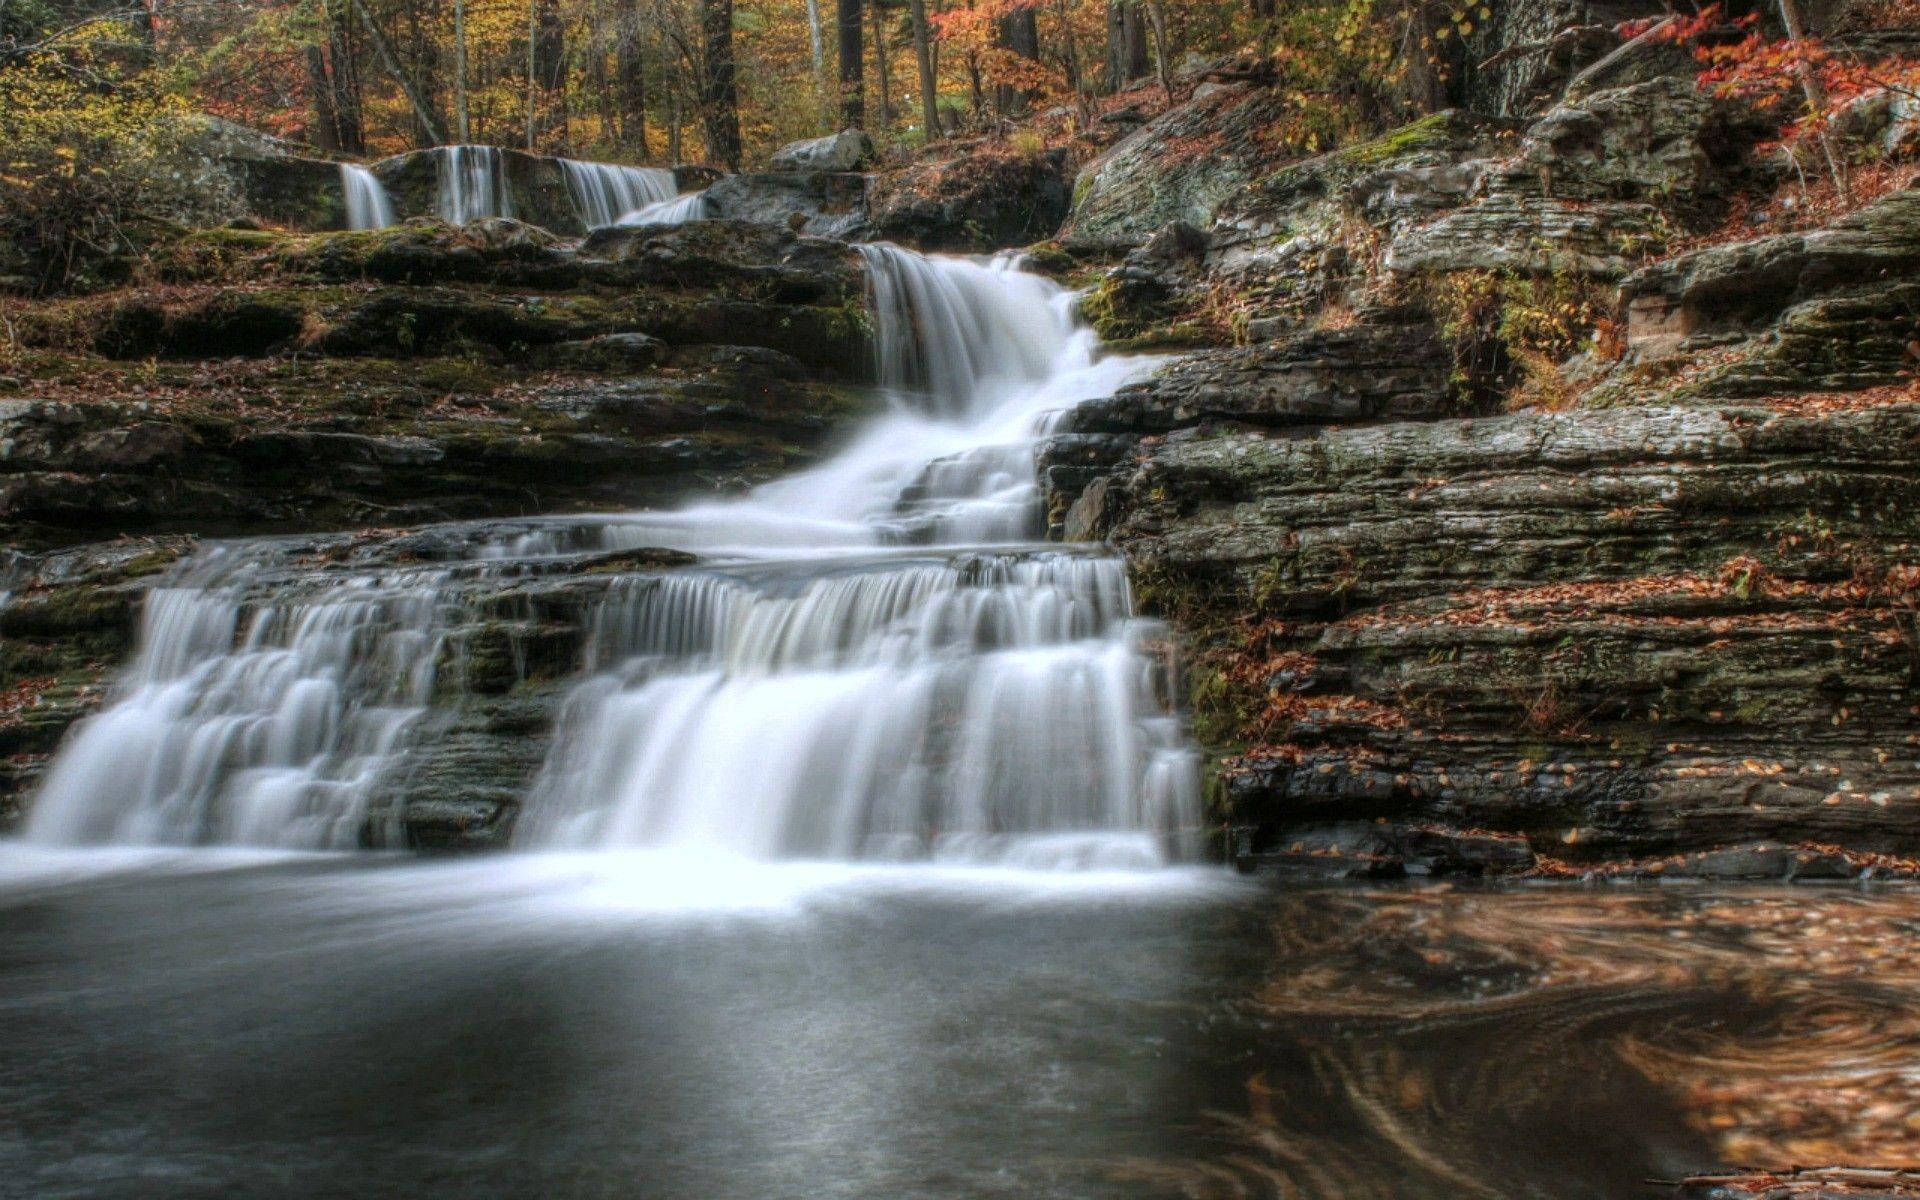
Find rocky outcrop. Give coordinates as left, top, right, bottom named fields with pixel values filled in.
left=866, top=145, right=1072, bottom=253
left=1095, top=396, right=1920, bottom=869
left=0, top=220, right=880, bottom=547
left=0, top=525, right=699, bottom=844
left=1062, top=82, right=1303, bottom=252
left=702, top=171, right=873, bottom=240
left=0, top=537, right=195, bottom=820
left=1619, top=184, right=1920, bottom=394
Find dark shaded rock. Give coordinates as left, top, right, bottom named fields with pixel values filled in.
left=1066, top=314, right=1458, bottom=437
left=374, top=147, right=583, bottom=235
left=1620, top=182, right=1920, bottom=366
left=866, top=146, right=1072, bottom=252
left=543, top=332, right=666, bottom=373
left=1395, top=826, right=1535, bottom=875
left=233, top=155, right=353, bottom=232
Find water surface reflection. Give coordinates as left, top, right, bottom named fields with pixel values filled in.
left=0, top=853, right=1913, bottom=1199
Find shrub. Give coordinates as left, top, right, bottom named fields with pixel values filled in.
left=0, top=23, right=237, bottom=295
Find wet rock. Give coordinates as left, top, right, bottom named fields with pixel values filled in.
left=1395, top=826, right=1534, bottom=875
left=544, top=332, right=666, bottom=373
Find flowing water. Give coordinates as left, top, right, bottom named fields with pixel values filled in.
left=559, top=159, right=678, bottom=228
left=434, top=144, right=514, bottom=224
left=25, top=243, right=1195, bottom=863
left=618, top=188, right=714, bottom=226
left=339, top=163, right=397, bottom=231
left=1, top=857, right=1914, bottom=1200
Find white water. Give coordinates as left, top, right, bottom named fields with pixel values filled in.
left=517, top=244, right=1196, bottom=866
left=25, top=551, right=449, bottom=848
left=24, top=243, right=1197, bottom=867
left=339, top=163, right=397, bottom=231
left=560, top=159, right=677, bottom=229
left=435, top=145, right=514, bottom=224
left=617, top=189, right=713, bottom=227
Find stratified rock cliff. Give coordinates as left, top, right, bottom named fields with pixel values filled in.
left=1047, top=22, right=1920, bottom=878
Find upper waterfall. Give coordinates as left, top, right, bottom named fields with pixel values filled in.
left=560, top=159, right=677, bottom=229
left=339, top=164, right=396, bottom=231
left=435, top=145, right=514, bottom=224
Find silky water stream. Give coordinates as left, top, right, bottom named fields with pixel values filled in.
left=4, top=246, right=1909, bottom=1200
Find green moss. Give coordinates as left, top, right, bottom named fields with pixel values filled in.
left=1336, top=111, right=1460, bottom=167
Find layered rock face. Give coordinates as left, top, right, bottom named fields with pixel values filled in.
left=1050, top=28, right=1920, bottom=877
left=2, top=220, right=875, bottom=547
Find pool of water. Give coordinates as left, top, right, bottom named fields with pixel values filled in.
left=1, top=849, right=1915, bottom=1200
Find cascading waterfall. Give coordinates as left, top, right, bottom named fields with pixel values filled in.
left=618, top=189, right=713, bottom=227
left=339, top=163, right=397, bottom=231
left=514, top=242, right=1197, bottom=865
left=25, top=241, right=1199, bottom=868
left=560, top=159, right=677, bottom=229
left=435, top=145, right=514, bottom=224
left=25, top=548, right=451, bottom=848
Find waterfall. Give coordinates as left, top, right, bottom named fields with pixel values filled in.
left=618, top=189, right=713, bottom=227
left=339, top=163, right=397, bottom=231
left=26, top=244, right=1199, bottom=868
left=435, top=145, right=514, bottom=224
left=519, top=555, right=1195, bottom=865
left=25, top=548, right=451, bottom=849
left=514, top=244, right=1197, bottom=866
left=560, top=159, right=678, bottom=229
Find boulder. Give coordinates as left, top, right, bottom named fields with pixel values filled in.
left=1514, top=78, right=1759, bottom=217
left=702, top=172, right=872, bottom=241
left=768, top=130, right=875, bottom=173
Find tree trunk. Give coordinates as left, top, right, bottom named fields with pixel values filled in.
left=908, top=0, right=939, bottom=139
left=1144, top=0, right=1171, bottom=104
left=617, top=0, right=648, bottom=154
left=1054, top=0, right=1089, bottom=126
left=526, top=0, right=538, bottom=147
left=453, top=0, right=470, bottom=141
left=1105, top=0, right=1147, bottom=91
left=327, top=2, right=364, bottom=153
left=307, top=45, right=341, bottom=151
left=838, top=0, right=865, bottom=128
left=805, top=0, right=829, bottom=130
left=870, top=0, right=893, bottom=131
left=350, top=0, right=445, bottom=144
left=993, top=3, right=1038, bottom=116
left=701, top=0, right=742, bottom=167
left=1776, top=0, right=1847, bottom=196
